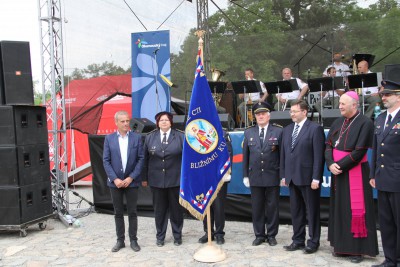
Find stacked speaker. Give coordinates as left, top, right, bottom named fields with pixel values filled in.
left=0, top=41, right=52, bottom=225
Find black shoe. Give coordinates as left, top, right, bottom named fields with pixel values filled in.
left=216, top=236, right=225, bottom=245
left=156, top=239, right=164, bottom=247
left=130, top=241, right=141, bottom=252
left=303, top=246, right=318, bottom=254
left=111, top=241, right=125, bottom=252
left=252, top=237, right=265, bottom=246
left=349, top=255, right=363, bottom=263
left=267, top=237, right=277, bottom=246
left=198, top=234, right=214, bottom=244
left=283, top=242, right=305, bottom=251
left=332, top=252, right=348, bottom=257
left=371, top=260, right=396, bottom=267
left=174, top=239, right=182, bottom=246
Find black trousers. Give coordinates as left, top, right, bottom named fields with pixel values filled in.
left=202, top=182, right=228, bottom=237
left=378, top=190, right=400, bottom=265
left=151, top=186, right=183, bottom=241
left=289, top=183, right=321, bottom=249
left=250, top=186, right=279, bottom=239
left=109, top=187, right=138, bottom=242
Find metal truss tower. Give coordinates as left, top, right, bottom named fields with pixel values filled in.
left=38, top=0, right=69, bottom=219
left=196, top=0, right=211, bottom=75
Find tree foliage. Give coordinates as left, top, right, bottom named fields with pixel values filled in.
left=171, top=0, right=400, bottom=100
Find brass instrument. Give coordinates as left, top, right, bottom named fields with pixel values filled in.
left=246, top=97, right=254, bottom=122
left=352, top=58, right=362, bottom=95
left=211, top=68, right=225, bottom=106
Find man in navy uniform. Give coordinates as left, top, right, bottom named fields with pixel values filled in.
left=103, top=111, right=144, bottom=252
left=370, top=80, right=400, bottom=267
left=280, top=99, right=325, bottom=254
left=243, top=102, right=283, bottom=246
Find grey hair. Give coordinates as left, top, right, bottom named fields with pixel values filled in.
left=114, top=110, right=129, bottom=122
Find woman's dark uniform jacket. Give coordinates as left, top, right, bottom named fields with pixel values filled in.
left=142, top=128, right=184, bottom=187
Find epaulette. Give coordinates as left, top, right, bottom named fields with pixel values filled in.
left=272, top=123, right=283, bottom=128
left=224, top=133, right=231, bottom=142
left=175, top=129, right=185, bottom=134
left=245, top=125, right=256, bottom=130
left=146, top=128, right=158, bottom=135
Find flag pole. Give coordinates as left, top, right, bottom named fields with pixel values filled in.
left=193, top=29, right=226, bottom=263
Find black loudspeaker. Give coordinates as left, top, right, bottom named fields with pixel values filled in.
left=130, top=118, right=156, bottom=134
left=322, top=109, right=341, bottom=128
left=270, top=111, right=293, bottom=127
left=173, top=115, right=186, bottom=131
left=0, top=41, right=34, bottom=105
left=0, top=181, right=52, bottom=225
left=0, top=144, right=50, bottom=186
left=384, top=64, right=400, bottom=83
left=0, top=105, right=48, bottom=146
left=218, top=113, right=235, bottom=130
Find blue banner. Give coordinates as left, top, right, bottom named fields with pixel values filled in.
left=227, top=130, right=376, bottom=198
left=131, top=30, right=171, bottom=121
left=179, top=51, right=231, bottom=220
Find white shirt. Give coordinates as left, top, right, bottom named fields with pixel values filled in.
left=361, top=70, right=379, bottom=95
left=385, top=107, right=400, bottom=129
left=244, top=79, right=267, bottom=102
left=117, top=131, right=129, bottom=173
left=323, top=62, right=350, bottom=77
left=258, top=124, right=268, bottom=140
left=277, top=77, right=307, bottom=100
left=160, top=128, right=171, bottom=143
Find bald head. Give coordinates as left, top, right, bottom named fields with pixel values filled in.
left=339, top=93, right=359, bottom=118
left=357, top=60, right=369, bottom=74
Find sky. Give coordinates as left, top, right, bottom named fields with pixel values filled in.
left=0, top=0, right=378, bottom=86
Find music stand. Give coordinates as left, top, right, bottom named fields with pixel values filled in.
left=307, top=77, right=336, bottom=126
left=264, top=79, right=297, bottom=111
left=231, top=80, right=262, bottom=127
left=347, top=73, right=378, bottom=115
left=208, top=81, right=227, bottom=106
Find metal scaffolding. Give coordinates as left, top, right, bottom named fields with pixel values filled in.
left=196, top=0, right=211, bottom=75
left=38, top=0, right=70, bottom=224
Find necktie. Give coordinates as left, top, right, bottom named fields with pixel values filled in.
left=162, top=133, right=167, bottom=146
left=291, top=124, right=299, bottom=149
left=384, top=114, right=392, bottom=133
left=259, top=128, right=264, bottom=146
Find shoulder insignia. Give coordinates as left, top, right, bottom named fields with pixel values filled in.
left=146, top=128, right=158, bottom=135
left=245, top=125, right=256, bottom=130
left=272, top=123, right=283, bottom=128
left=175, top=128, right=185, bottom=134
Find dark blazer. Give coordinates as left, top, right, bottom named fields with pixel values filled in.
left=280, top=119, right=325, bottom=185
left=243, top=124, right=283, bottom=187
left=142, top=129, right=184, bottom=188
left=103, top=131, right=144, bottom=188
left=371, top=110, right=400, bottom=192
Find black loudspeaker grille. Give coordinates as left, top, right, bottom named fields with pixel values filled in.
left=0, top=181, right=52, bottom=225
left=0, top=105, right=48, bottom=146
left=384, top=64, right=400, bottom=83
left=322, top=109, right=341, bottom=128
left=218, top=113, right=235, bottom=130
left=130, top=118, right=156, bottom=134
left=270, top=111, right=293, bottom=127
left=0, top=41, right=34, bottom=105
left=0, top=144, right=50, bottom=186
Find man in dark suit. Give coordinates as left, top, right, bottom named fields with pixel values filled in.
left=280, top=99, right=325, bottom=254
left=370, top=81, right=400, bottom=267
left=103, top=110, right=144, bottom=252
left=242, top=102, right=283, bottom=246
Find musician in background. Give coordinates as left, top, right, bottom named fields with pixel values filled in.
left=238, top=68, right=268, bottom=126
left=323, top=52, right=350, bottom=77
left=357, top=60, right=381, bottom=119
left=314, top=67, right=345, bottom=114
left=274, top=68, right=309, bottom=111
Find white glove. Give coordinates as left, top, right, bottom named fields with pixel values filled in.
left=223, top=174, right=231, bottom=182
left=243, top=177, right=250, bottom=188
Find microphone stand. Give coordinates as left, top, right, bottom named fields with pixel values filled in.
left=153, top=48, right=160, bottom=113
left=293, top=33, right=327, bottom=77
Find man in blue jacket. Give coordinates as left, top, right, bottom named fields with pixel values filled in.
left=103, top=110, right=144, bottom=252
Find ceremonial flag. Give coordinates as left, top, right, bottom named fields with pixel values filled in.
left=179, top=50, right=231, bottom=220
